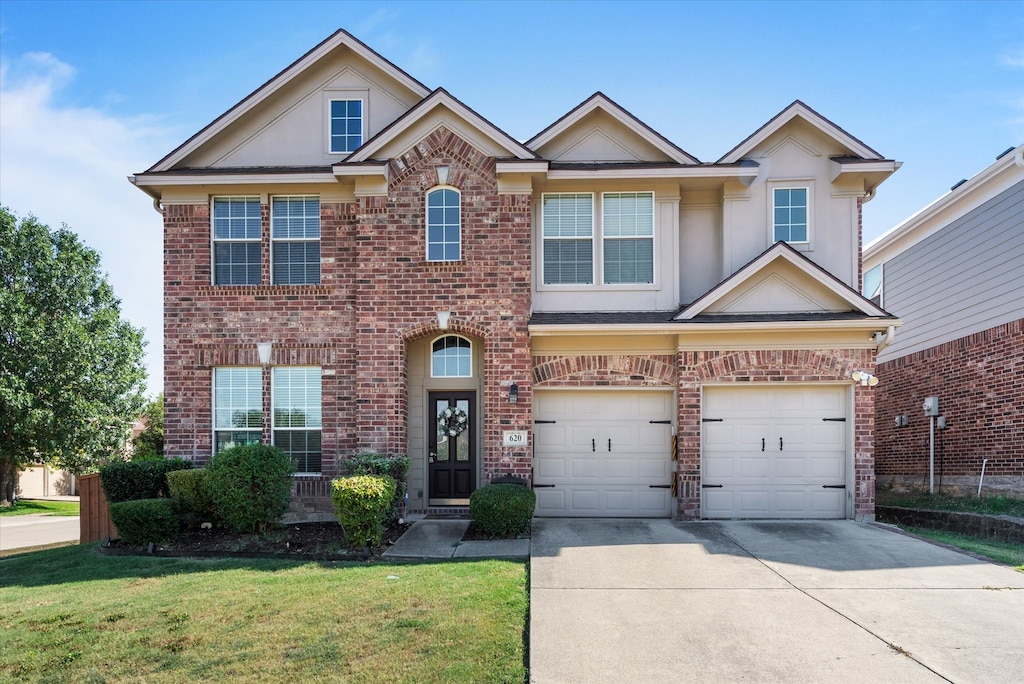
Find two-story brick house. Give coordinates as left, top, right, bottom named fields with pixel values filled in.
left=132, top=29, right=899, bottom=521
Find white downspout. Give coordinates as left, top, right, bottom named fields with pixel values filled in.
left=874, top=325, right=895, bottom=353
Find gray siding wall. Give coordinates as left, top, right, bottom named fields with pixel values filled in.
left=879, top=179, right=1024, bottom=362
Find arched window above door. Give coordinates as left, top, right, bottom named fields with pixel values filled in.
left=431, top=335, right=471, bottom=377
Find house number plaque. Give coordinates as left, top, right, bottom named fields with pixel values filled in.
left=502, top=430, right=528, bottom=447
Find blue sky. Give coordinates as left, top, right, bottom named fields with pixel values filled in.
left=1, top=0, right=1022, bottom=395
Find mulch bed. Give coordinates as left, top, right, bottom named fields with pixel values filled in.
left=100, top=520, right=413, bottom=562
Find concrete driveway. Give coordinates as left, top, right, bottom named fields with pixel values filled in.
left=530, top=519, right=1024, bottom=683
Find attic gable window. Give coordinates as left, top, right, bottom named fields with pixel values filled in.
left=329, top=99, right=363, bottom=154
left=773, top=187, right=809, bottom=243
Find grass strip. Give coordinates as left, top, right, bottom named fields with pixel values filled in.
left=902, top=526, right=1024, bottom=571
left=0, top=544, right=527, bottom=683
left=877, top=491, right=1024, bottom=518
left=0, top=500, right=80, bottom=517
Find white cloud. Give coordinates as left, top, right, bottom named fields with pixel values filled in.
left=1000, top=46, right=1024, bottom=69
left=0, top=52, right=173, bottom=395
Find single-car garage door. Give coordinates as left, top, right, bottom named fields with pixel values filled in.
left=533, top=390, right=675, bottom=517
left=702, top=385, right=848, bottom=519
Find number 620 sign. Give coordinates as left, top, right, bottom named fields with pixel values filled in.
left=502, top=430, right=528, bottom=446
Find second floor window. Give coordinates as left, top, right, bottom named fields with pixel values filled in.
left=213, top=197, right=262, bottom=285
left=603, top=192, right=654, bottom=284
left=271, top=196, right=320, bottom=285
left=773, top=187, right=808, bottom=243
left=542, top=193, right=594, bottom=284
left=426, top=188, right=461, bottom=261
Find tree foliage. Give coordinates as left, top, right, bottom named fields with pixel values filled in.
left=0, top=207, right=147, bottom=503
left=131, top=393, right=164, bottom=460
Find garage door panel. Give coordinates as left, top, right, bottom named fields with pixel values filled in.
left=534, top=390, right=674, bottom=517
left=703, top=386, right=847, bottom=519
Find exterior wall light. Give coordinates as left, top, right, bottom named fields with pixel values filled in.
left=437, top=311, right=451, bottom=329
left=851, top=370, right=878, bottom=387
left=257, top=341, right=273, bottom=366
left=508, top=383, right=519, bottom=405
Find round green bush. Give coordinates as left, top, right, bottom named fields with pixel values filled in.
left=341, top=453, right=410, bottom=525
left=469, top=483, right=536, bottom=537
left=100, top=458, right=192, bottom=503
left=331, top=474, right=397, bottom=548
left=205, top=445, right=294, bottom=533
left=166, top=468, right=218, bottom=524
left=109, top=498, right=179, bottom=544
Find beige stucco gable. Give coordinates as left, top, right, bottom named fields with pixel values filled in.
left=150, top=30, right=430, bottom=172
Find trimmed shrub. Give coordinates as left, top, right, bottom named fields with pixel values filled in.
left=342, top=453, right=410, bottom=524
left=100, top=458, right=192, bottom=503
left=205, top=444, right=294, bottom=533
left=331, top=475, right=397, bottom=548
left=470, top=483, right=536, bottom=538
left=109, top=498, right=179, bottom=544
left=166, top=468, right=218, bottom=523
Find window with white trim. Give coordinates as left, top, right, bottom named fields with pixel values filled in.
left=432, top=336, right=471, bottom=377
left=329, top=99, right=363, bottom=154
left=271, top=196, right=320, bottom=285
left=426, top=188, right=461, bottom=261
left=212, top=197, right=261, bottom=285
left=542, top=193, right=594, bottom=284
left=863, top=263, right=883, bottom=307
left=603, top=192, right=654, bottom=284
left=773, top=187, right=808, bottom=243
left=213, top=367, right=262, bottom=454
left=273, top=367, right=322, bottom=474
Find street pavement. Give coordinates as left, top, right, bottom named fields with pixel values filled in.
left=529, top=519, right=1024, bottom=683
left=0, top=513, right=79, bottom=552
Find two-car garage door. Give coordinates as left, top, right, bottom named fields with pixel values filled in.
left=702, top=385, right=849, bottom=519
left=533, top=390, right=674, bottom=517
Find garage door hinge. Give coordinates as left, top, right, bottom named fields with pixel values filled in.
left=701, top=484, right=724, bottom=489
left=649, top=420, right=672, bottom=424
left=822, top=484, right=846, bottom=489
left=534, top=420, right=556, bottom=424
left=822, top=417, right=846, bottom=422
left=701, top=418, right=723, bottom=422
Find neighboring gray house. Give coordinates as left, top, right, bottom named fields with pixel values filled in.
left=865, top=143, right=1024, bottom=495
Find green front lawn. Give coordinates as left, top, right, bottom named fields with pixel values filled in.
left=0, top=545, right=527, bottom=683
left=877, top=490, right=1024, bottom=518
left=901, top=526, right=1024, bottom=571
left=0, top=499, right=80, bottom=517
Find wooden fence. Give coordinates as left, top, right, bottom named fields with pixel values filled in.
left=79, top=473, right=117, bottom=543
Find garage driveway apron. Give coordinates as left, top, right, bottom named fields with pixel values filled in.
left=529, top=519, right=1024, bottom=684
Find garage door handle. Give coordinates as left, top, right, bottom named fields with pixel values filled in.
left=608, top=438, right=612, bottom=452
left=649, top=484, right=671, bottom=489
left=779, top=437, right=783, bottom=451
left=822, top=484, right=846, bottom=489
left=702, top=484, right=723, bottom=489
left=761, top=438, right=765, bottom=451
left=533, top=484, right=556, bottom=488
left=592, top=439, right=595, bottom=452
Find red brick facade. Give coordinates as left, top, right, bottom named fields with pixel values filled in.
left=163, top=127, right=533, bottom=515
left=875, top=319, right=1024, bottom=493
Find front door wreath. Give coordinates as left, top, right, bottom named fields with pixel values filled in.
left=437, top=405, right=469, bottom=442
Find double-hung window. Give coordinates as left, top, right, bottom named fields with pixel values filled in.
left=213, top=197, right=261, bottom=285
left=329, top=99, right=363, bottom=154
left=426, top=188, right=461, bottom=261
left=213, top=367, right=263, bottom=454
left=271, top=196, right=320, bottom=285
left=773, top=187, right=808, bottom=243
left=542, top=193, right=594, bottom=284
left=273, top=367, right=322, bottom=474
left=603, top=192, right=654, bottom=284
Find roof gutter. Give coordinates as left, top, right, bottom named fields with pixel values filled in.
left=873, top=325, right=895, bottom=353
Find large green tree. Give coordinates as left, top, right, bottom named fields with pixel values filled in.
left=0, top=207, right=147, bottom=503
left=130, top=393, right=164, bottom=460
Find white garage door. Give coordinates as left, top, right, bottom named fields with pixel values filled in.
left=702, top=385, right=848, bottom=519
left=533, top=390, right=674, bottom=517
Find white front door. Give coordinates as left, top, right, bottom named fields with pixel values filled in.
left=702, top=385, right=848, bottom=519
left=533, top=390, right=675, bottom=517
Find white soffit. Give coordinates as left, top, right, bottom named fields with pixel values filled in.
left=718, top=100, right=883, bottom=164
left=147, top=29, right=431, bottom=173
left=527, top=92, right=700, bottom=165
left=676, top=242, right=889, bottom=320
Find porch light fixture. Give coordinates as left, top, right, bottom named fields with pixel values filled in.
left=436, top=166, right=449, bottom=185
left=508, top=383, right=519, bottom=405
left=257, top=341, right=273, bottom=366
left=851, top=370, right=878, bottom=387
left=437, top=311, right=452, bottom=329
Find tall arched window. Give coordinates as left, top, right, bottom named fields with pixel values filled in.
left=426, top=187, right=461, bottom=261
left=432, top=335, right=471, bottom=377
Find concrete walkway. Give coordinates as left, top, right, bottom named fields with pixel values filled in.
left=0, top=513, right=80, bottom=552
left=382, top=518, right=530, bottom=560
left=530, top=519, right=1024, bottom=683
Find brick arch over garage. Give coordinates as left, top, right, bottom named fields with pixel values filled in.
left=533, top=354, right=677, bottom=387
left=674, top=347, right=878, bottom=521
